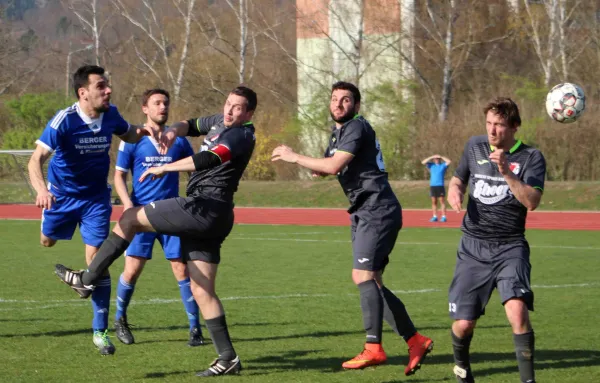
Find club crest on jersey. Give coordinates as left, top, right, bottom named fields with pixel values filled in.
left=210, top=134, right=220, bottom=142
left=509, top=162, right=521, bottom=175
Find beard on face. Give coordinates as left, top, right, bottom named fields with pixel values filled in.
left=330, top=108, right=355, bottom=124
left=151, top=114, right=169, bottom=125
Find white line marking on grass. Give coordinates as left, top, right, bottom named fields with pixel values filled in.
left=0, top=284, right=597, bottom=312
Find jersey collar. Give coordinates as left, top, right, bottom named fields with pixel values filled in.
left=490, top=139, right=522, bottom=154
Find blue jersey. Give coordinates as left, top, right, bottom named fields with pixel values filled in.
left=427, top=162, right=448, bottom=186
left=36, top=102, right=129, bottom=198
left=115, top=135, right=194, bottom=206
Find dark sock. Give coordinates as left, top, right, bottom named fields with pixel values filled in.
left=358, top=280, right=383, bottom=344
left=82, top=232, right=130, bottom=285
left=451, top=330, right=473, bottom=369
left=514, top=331, right=535, bottom=383
left=205, top=315, right=236, bottom=361
left=381, top=285, right=417, bottom=341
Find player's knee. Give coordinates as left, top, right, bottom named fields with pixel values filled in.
left=351, top=269, right=376, bottom=285
left=190, top=284, right=215, bottom=303
left=453, top=319, right=476, bottom=335
left=119, top=207, right=143, bottom=230
left=170, top=260, right=188, bottom=280
left=40, top=236, right=56, bottom=247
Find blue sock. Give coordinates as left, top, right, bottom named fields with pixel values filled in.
left=115, top=274, right=135, bottom=321
left=178, top=278, right=201, bottom=332
left=91, top=276, right=111, bottom=332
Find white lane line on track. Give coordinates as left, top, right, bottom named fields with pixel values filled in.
left=229, top=236, right=600, bottom=250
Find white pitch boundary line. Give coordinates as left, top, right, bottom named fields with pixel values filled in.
left=229, top=236, right=600, bottom=251
left=0, top=283, right=598, bottom=312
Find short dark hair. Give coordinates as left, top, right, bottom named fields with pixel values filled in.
left=483, top=97, right=521, bottom=128
left=332, top=81, right=361, bottom=103
left=142, top=88, right=170, bottom=106
left=231, top=86, right=257, bottom=111
left=73, top=65, right=105, bottom=99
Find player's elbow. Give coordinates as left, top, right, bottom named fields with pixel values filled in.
left=326, top=164, right=342, bottom=175
left=527, top=201, right=540, bottom=211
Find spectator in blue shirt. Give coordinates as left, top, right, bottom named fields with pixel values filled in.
left=422, top=154, right=451, bottom=222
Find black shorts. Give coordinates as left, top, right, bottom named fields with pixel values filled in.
left=144, top=196, right=234, bottom=264
left=448, top=235, right=533, bottom=320
left=430, top=186, right=446, bottom=198
left=350, top=203, right=402, bottom=271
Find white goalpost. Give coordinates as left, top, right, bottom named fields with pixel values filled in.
left=0, top=149, right=38, bottom=203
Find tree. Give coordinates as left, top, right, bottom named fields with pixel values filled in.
left=112, top=0, right=196, bottom=101
left=62, top=0, right=114, bottom=66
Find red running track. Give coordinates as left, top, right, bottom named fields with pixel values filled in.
left=1, top=204, right=599, bottom=231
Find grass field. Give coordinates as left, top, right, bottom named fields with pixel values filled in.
left=3, top=180, right=600, bottom=210
left=0, top=221, right=599, bottom=382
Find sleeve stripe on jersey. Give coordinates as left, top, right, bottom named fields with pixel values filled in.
left=533, top=186, right=544, bottom=192
left=118, top=141, right=126, bottom=151
left=336, top=150, right=355, bottom=156
left=209, top=144, right=231, bottom=163
left=35, top=140, right=54, bottom=153
left=115, top=166, right=129, bottom=172
left=49, top=106, right=76, bottom=130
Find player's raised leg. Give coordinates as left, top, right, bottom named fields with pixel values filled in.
left=55, top=205, right=154, bottom=294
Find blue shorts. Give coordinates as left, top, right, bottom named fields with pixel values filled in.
left=41, top=194, right=112, bottom=247
left=125, top=232, right=181, bottom=260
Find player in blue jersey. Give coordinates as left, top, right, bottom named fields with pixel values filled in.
left=112, top=88, right=203, bottom=347
left=421, top=154, right=451, bottom=222
left=27, top=65, right=152, bottom=355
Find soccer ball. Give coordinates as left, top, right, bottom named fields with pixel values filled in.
left=545, top=83, right=585, bottom=123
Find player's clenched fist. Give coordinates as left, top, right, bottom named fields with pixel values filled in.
left=489, top=148, right=510, bottom=175
left=35, top=189, right=55, bottom=210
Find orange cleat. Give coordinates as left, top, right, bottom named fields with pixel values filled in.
left=404, top=333, right=434, bottom=376
left=342, top=343, right=387, bottom=369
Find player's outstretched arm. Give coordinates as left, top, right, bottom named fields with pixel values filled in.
left=139, top=151, right=221, bottom=182
left=118, top=124, right=154, bottom=144
left=447, top=176, right=466, bottom=212
left=28, top=145, right=55, bottom=209
left=271, top=145, right=353, bottom=175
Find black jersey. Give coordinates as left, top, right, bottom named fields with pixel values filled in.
left=325, top=115, right=398, bottom=213
left=186, top=114, right=255, bottom=203
left=454, top=135, right=546, bottom=240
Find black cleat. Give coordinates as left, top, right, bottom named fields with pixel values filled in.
left=54, top=264, right=94, bottom=299
left=114, top=316, right=135, bottom=345
left=188, top=326, right=205, bottom=347
left=453, top=365, right=475, bottom=383
left=195, top=356, right=242, bottom=377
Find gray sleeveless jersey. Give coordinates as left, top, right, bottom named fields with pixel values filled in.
left=455, top=135, right=546, bottom=240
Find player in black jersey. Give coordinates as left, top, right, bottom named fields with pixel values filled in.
left=447, top=98, right=546, bottom=383
left=272, top=81, right=433, bottom=376
left=55, top=86, right=257, bottom=378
